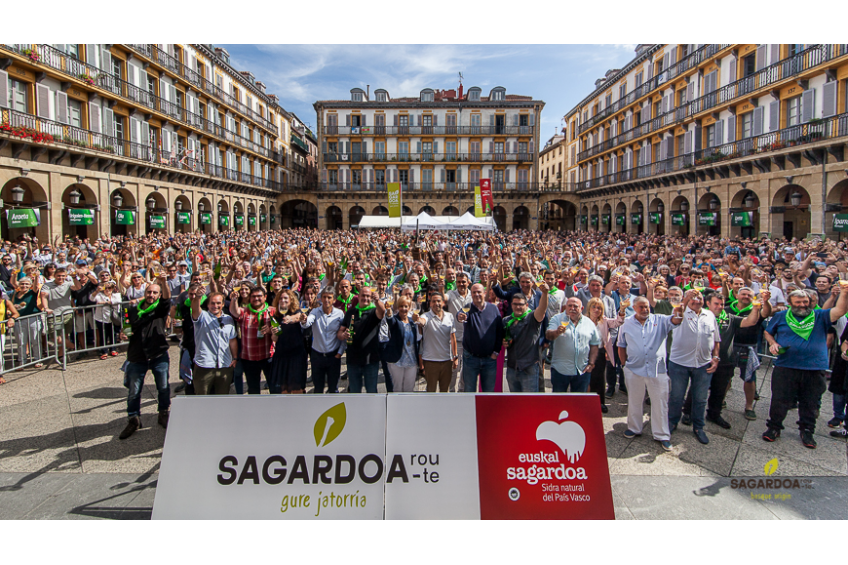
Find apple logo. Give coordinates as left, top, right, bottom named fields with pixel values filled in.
left=535, top=410, right=586, bottom=464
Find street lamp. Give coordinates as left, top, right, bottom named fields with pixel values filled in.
left=198, top=202, right=205, bottom=212
left=790, top=191, right=802, bottom=206
left=218, top=203, right=223, bottom=213
left=175, top=200, right=183, bottom=211
left=11, top=185, right=25, bottom=203
left=744, top=193, right=756, bottom=209
left=680, top=201, right=689, bottom=211
left=69, top=188, right=81, bottom=205
left=657, top=202, right=664, bottom=212
left=113, top=193, right=123, bottom=208
left=146, top=197, right=156, bottom=210
left=709, top=197, right=719, bottom=211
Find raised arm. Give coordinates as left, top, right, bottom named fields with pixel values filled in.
left=830, top=283, right=848, bottom=322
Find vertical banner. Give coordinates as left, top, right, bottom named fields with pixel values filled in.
left=479, top=178, right=493, bottom=215
left=176, top=212, right=191, bottom=225
left=474, top=185, right=484, bottom=218
left=5, top=208, right=40, bottom=228
left=387, top=182, right=401, bottom=218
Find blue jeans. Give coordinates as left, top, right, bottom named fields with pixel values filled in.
left=668, top=360, right=711, bottom=431
left=126, top=353, right=171, bottom=418
left=507, top=364, right=540, bottom=392
left=348, top=362, right=379, bottom=393
left=463, top=351, right=498, bottom=392
left=833, top=393, right=847, bottom=421
left=550, top=368, right=591, bottom=392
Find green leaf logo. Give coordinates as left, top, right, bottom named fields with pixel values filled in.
left=764, top=458, right=779, bottom=476
left=314, top=403, right=347, bottom=447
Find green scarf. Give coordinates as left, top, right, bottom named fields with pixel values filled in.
left=247, top=302, right=268, bottom=317
left=727, top=301, right=752, bottom=316
left=261, top=272, right=275, bottom=284
left=445, top=281, right=456, bottom=291
left=318, top=273, right=325, bottom=281
left=785, top=309, right=815, bottom=341
left=548, top=287, right=558, bottom=295
left=355, top=302, right=376, bottom=315
left=337, top=294, right=353, bottom=308
left=717, top=309, right=728, bottom=324
left=504, top=309, right=531, bottom=330
left=184, top=294, right=208, bottom=308
left=137, top=299, right=160, bottom=316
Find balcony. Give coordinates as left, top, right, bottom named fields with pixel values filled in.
left=0, top=44, right=272, bottom=160
left=323, top=152, right=534, bottom=164
left=578, top=44, right=848, bottom=163
left=0, top=107, right=284, bottom=193
left=322, top=125, right=535, bottom=136
left=577, top=112, right=848, bottom=191
left=578, top=44, right=732, bottom=135
left=124, top=44, right=278, bottom=135
left=316, top=182, right=545, bottom=193
left=291, top=134, right=309, bottom=152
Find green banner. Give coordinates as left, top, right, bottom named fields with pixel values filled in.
left=200, top=212, right=212, bottom=225
left=649, top=212, right=662, bottom=225
left=601, top=214, right=610, bottom=225
left=115, top=210, right=135, bottom=225
left=5, top=208, right=40, bottom=228
left=68, top=208, right=94, bottom=226
left=149, top=215, right=166, bottom=229
left=177, top=212, right=191, bottom=225
left=249, top=216, right=256, bottom=226
left=731, top=211, right=754, bottom=227
left=580, top=215, right=587, bottom=224
left=270, top=214, right=276, bottom=224
left=591, top=216, right=598, bottom=225
left=671, top=213, right=686, bottom=226
left=631, top=214, right=642, bottom=224
left=615, top=215, right=625, bottom=226
left=698, top=212, right=717, bottom=226
left=260, top=213, right=266, bottom=223
left=219, top=215, right=229, bottom=227
left=834, top=214, right=848, bottom=232
left=235, top=215, right=244, bottom=226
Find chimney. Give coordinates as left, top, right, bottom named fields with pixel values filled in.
left=366, top=85, right=370, bottom=100
left=214, top=47, right=230, bottom=64
left=458, top=83, right=464, bottom=100
left=255, top=81, right=266, bottom=94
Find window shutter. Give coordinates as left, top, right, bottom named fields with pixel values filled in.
left=756, top=45, right=766, bottom=70
left=769, top=100, right=780, bottom=132
left=625, top=115, right=631, bottom=130
left=666, top=137, right=675, bottom=159
left=440, top=169, right=446, bottom=183
left=88, top=103, right=101, bottom=133
left=529, top=113, right=535, bottom=126
left=662, top=53, right=670, bottom=75
left=753, top=106, right=764, bottom=136
left=56, top=91, right=68, bottom=124
left=103, top=108, right=114, bottom=138
left=823, top=81, right=838, bottom=117
left=363, top=141, right=368, bottom=154
left=409, top=169, right=414, bottom=183
left=0, top=70, right=7, bottom=109
left=346, top=114, right=350, bottom=126
left=714, top=119, right=723, bottom=147
left=457, top=168, right=462, bottom=182
left=433, top=114, right=437, bottom=126
left=728, top=58, right=736, bottom=85
left=669, top=48, right=677, bottom=69
left=141, top=122, right=149, bottom=148
left=417, top=114, right=422, bottom=126
left=505, top=169, right=510, bottom=183
left=393, top=114, right=398, bottom=126
left=647, top=61, right=653, bottom=82
left=130, top=117, right=139, bottom=144
left=361, top=114, right=366, bottom=126
left=489, top=114, right=494, bottom=127
left=487, top=168, right=492, bottom=180
left=433, top=142, right=438, bottom=153
left=801, top=88, right=815, bottom=122
left=345, top=169, right=350, bottom=184
left=416, top=142, right=421, bottom=153
left=770, top=44, right=779, bottom=65
left=513, top=114, right=519, bottom=126
left=86, top=44, right=98, bottom=67
left=489, top=141, right=494, bottom=153
left=36, top=84, right=51, bottom=119
left=169, top=84, right=176, bottom=106
left=684, top=131, right=692, bottom=154
left=686, top=82, right=694, bottom=104
left=705, top=71, right=717, bottom=93
left=727, top=116, right=736, bottom=142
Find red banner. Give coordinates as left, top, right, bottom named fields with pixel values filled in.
left=480, top=179, right=493, bottom=214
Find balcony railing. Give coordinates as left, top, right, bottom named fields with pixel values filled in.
left=323, top=152, right=534, bottom=163
left=322, top=125, right=535, bottom=136
left=124, top=44, right=278, bottom=135
left=577, top=112, right=848, bottom=191
left=578, top=44, right=732, bottom=134
left=0, top=108, right=284, bottom=192
left=316, top=182, right=544, bottom=192
left=0, top=44, right=271, bottom=160
left=578, top=44, right=848, bottom=163
left=291, top=134, right=309, bottom=152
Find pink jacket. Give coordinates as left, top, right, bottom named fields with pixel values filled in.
left=594, top=314, right=625, bottom=362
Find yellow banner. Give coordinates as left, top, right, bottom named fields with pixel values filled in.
left=474, top=185, right=484, bottom=217
left=387, top=183, right=401, bottom=218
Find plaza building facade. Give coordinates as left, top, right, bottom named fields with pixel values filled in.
left=313, top=85, right=548, bottom=231
left=0, top=43, right=307, bottom=241
left=559, top=44, right=848, bottom=240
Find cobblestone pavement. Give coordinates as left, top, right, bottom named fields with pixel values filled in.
left=1, top=344, right=846, bottom=519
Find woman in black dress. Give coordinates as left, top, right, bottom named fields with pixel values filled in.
left=269, top=289, right=308, bottom=394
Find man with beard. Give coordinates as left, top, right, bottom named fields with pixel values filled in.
left=763, top=286, right=848, bottom=448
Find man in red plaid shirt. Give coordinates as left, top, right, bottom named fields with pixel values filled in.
left=229, top=286, right=275, bottom=394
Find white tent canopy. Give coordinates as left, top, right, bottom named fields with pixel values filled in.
left=355, top=211, right=496, bottom=231
left=442, top=211, right=496, bottom=231
left=356, top=215, right=401, bottom=229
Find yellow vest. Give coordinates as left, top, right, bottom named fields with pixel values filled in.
left=0, top=299, right=6, bottom=333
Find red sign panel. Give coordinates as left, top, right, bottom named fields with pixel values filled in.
left=479, top=179, right=493, bottom=214
left=474, top=395, right=614, bottom=520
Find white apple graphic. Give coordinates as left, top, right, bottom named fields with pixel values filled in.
left=535, top=410, right=586, bottom=464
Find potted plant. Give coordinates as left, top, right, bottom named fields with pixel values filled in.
left=23, top=48, right=40, bottom=63
left=77, top=73, right=94, bottom=86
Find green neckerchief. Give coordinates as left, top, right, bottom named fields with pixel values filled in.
left=504, top=309, right=531, bottom=330
left=814, top=304, right=821, bottom=310
left=247, top=302, right=268, bottom=317
left=445, top=280, right=456, bottom=291
left=727, top=288, right=736, bottom=303
left=337, top=293, right=353, bottom=308
left=318, top=273, right=326, bottom=281
left=261, top=272, right=275, bottom=284
left=137, top=299, right=160, bottom=316
left=420, top=274, right=428, bottom=284
left=184, top=294, right=208, bottom=308
left=548, top=287, right=558, bottom=295
left=352, top=287, right=359, bottom=295
left=355, top=302, right=376, bottom=315
left=785, top=309, right=815, bottom=341
left=728, top=301, right=752, bottom=316
left=717, top=309, right=729, bottom=324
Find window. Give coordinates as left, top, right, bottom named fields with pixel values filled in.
left=468, top=89, right=481, bottom=102
left=681, top=44, right=690, bottom=58
left=678, top=88, right=687, bottom=107
left=605, top=93, right=612, bottom=108
left=68, top=99, right=82, bottom=128
left=743, top=54, right=756, bottom=77
left=422, top=141, right=433, bottom=159
left=147, top=75, right=155, bottom=96
left=398, top=115, right=408, bottom=128
left=421, top=90, right=434, bottom=102
left=519, top=114, right=528, bottom=127
left=111, top=59, right=122, bottom=80
left=328, top=170, right=338, bottom=185
left=519, top=142, right=528, bottom=159
left=470, top=141, right=480, bottom=157
left=422, top=114, right=432, bottom=133
left=176, top=90, right=184, bottom=109
left=788, top=44, right=804, bottom=57
left=446, top=113, right=456, bottom=133
left=376, top=92, right=387, bottom=102
left=493, top=170, right=504, bottom=185
left=422, top=169, right=433, bottom=188
left=491, top=88, right=505, bottom=101
left=399, top=141, right=409, bottom=155
left=786, top=96, right=801, bottom=127
left=114, top=115, right=124, bottom=140
left=328, top=141, right=338, bottom=154
left=470, top=169, right=480, bottom=185
left=351, top=170, right=361, bottom=186
left=65, top=44, right=79, bottom=58
left=352, top=92, right=363, bottom=102
left=470, top=113, right=481, bottom=133
left=619, top=83, right=627, bottom=99
left=375, top=141, right=385, bottom=157
left=635, top=72, right=643, bottom=88
left=446, top=141, right=456, bottom=156
left=9, top=79, right=28, bottom=112
left=706, top=124, right=717, bottom=147
left=351, top=114, right=361, bottom=127
left=741, top=111, right=753, bottom=139
left=375, top=170, right=385, bottom=185
left=398, top=170, right=408, bottom=185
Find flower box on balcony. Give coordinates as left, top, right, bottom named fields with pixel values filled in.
left=77, top=73, right=95, bottom=86
left=23, top=48, right=40, bottom=63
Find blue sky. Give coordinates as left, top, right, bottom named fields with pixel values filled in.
left=221, top=44, right=640, bottom=147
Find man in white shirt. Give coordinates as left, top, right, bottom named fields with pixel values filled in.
left=302, top=288, right=346, bottom=393
left=667, top=289, right=721, bottom=445
left=445, top=272, right=472, bottom=392
left=417, top=292, right=458, bottom=392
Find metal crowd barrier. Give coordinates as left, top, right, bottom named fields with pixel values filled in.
left=0, top=310, right=60, bottom=374
left=59, top=301, right=131, bottom=368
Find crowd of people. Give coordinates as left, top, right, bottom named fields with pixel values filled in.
left=2, top=228, right=848, bottom=450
